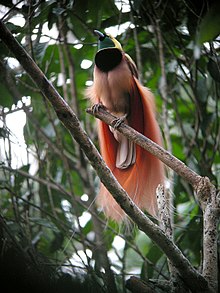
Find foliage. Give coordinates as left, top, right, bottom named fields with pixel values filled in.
left=0, top=0, right=219, bottom=292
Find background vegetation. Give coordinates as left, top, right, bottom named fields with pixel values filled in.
left=0, top=0, right=219, bottom=292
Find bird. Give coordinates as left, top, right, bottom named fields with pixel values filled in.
left=86, top=30, right=164, bottom=221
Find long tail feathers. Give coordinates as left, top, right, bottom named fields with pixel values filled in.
left=96, top=77, right=165, bottom=221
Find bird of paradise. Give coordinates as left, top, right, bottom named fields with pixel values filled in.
left=87, top=30, right=164, bottom=221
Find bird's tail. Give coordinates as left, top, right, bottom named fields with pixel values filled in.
left=96, top=77, right=165, bottom=221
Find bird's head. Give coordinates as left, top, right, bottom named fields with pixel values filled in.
left=94, top=30, right=122, bottom=51
left=94, top=30, right=123, bottom=72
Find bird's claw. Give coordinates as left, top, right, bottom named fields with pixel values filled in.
left=92, top=103, right=106, bottom=114
left=112, top=115, right=127, bottom=129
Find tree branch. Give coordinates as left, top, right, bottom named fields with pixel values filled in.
left=157, top=185, right=188, bottom=292
left=126, top=276, right=156, bottom=293
left=86, top=107, right=202, bottom=187
left=200, top=180, right=220, bottom=292
left=0, top=20, right=214, bottom=292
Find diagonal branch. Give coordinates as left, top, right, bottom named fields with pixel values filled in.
left=0, top=20, right=213, bottom=292
left=86, top=107, right=202, bottom=188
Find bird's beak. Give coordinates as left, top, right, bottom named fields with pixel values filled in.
left=94, top=30, right=105, bottom=39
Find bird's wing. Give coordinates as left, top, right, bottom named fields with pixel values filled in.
left=124, top=53, right=139, bottom=79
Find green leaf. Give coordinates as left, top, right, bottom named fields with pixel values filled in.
left=49, top=232, right=64, bottom=252
left=0, top=127, right=9, bottom=138
left=30, top=217, right=60, bottom=232
left=52, top=7, right=66, bottom=16
left=14, top=165, right=30, bottom=190
left=30, top=0, right=57, bottom=29
left=146, top=245, right=163, bottom=278
left=34, top=41, right=49, bottom=62
left=125, top=248, right=143, bottom=271
left=0, top=83, right=15, bottom=107
left=207, top=57, right=220, bottom=82
left=6, top=22, right=22, bottom=34
left=135, top=231, right=151, bottom=255
left=197, top=3, right=220, bottom=44
left=196, top=77, right=208, bottom=103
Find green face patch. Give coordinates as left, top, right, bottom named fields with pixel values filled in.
left=98, top=36, right=115, bottom=50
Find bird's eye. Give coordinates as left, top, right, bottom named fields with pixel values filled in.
left=99, top=34, right=107, bottom=41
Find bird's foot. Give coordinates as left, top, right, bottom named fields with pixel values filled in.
left=112, top=114, right=127, bottom=129
left=92, top=103, right=106, bottom=114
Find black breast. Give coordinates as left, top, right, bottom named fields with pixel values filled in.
left=95, top=48, right=123, bottom=72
